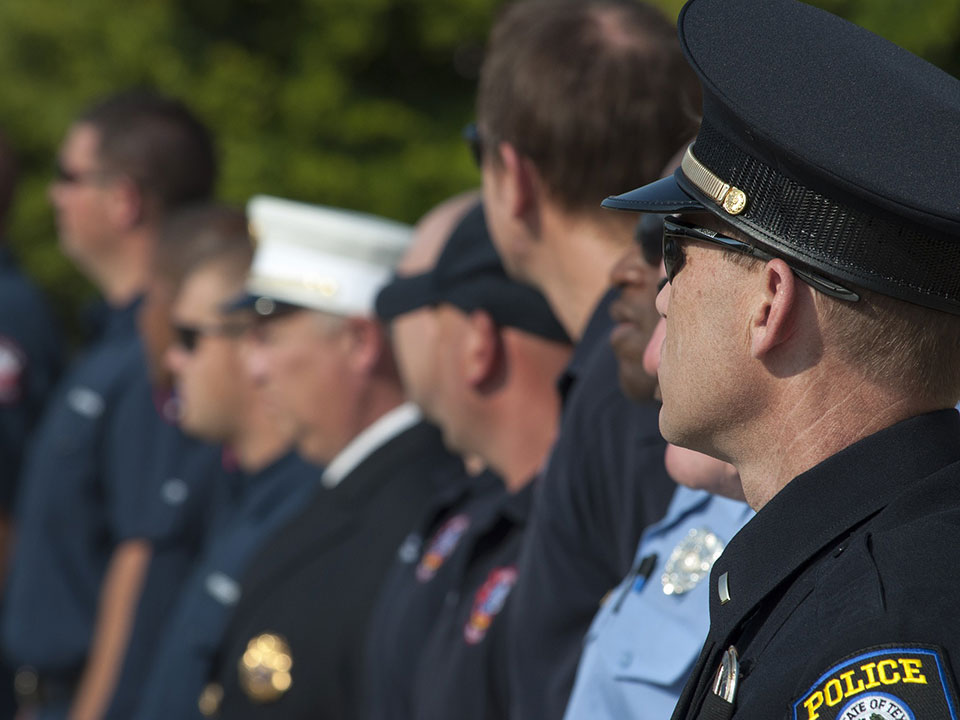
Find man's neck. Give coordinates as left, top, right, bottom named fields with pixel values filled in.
left=93, top=227, right=154, bottom=306
left=232, top=399, right=298, bottom=475
left=732, top=374, right=942, bottom=510
left=531, top=210, right=633, bottom=341
left=475, top=391, right=562, bottom=494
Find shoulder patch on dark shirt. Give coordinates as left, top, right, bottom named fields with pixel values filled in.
left=416, top=514, right=471, bottom=582
left=0, top=337, right=25, bottom=404
left=464, top=566, right=517, bottom=645
left=793, top=645, right=959, bottom=720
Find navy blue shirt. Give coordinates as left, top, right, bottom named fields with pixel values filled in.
left=507, top=289, right=675, bottom=720
left=2, top=299, right=150, bottom=675
left=413, top=480, right=535, bottom=720
left=364, top=470, right=503, bottom=720
left=103, top=368, right=236, bottom=720
left=0, top=247, right=62, bottom=509
left=132, top=451, right=319, bottom=720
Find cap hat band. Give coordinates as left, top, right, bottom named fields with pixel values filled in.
left=677, top=120, right=960, bottom=314
left=681, top=145, right=747, bottom=216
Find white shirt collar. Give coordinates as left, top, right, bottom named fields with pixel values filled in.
left=320, top=402, right=423, bottom=489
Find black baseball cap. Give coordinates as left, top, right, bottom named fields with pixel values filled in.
left=376, top=203, right=569, bottom=344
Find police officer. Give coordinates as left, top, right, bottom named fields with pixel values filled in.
left=474, top=1, right=700, bottom=715
left=364, top=192, right=502, bottom=720
left=602, top=0, right=960, bottom=716
left=1, top=91, right=217, bottom=720
left=131, top=204, right=318, bottom=720
left=199, top=196, right=465, bottom=719
left=373, top=200, right=571, bottom=720
left=563, top=201, right=752, bottom=720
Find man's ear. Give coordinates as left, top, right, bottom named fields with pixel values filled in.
left=343, top=316, right=385, bottom=374
left=106, top=175, right=144, bottom=231
left=463, top=310, right=505, bottom=392
left=497, top=142, right=540, bottom=222
left=750, top=258, right=798, bottom=359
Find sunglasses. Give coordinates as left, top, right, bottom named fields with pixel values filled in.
left=636, top=213, right=663, bottom=267
left=173, top=322, right=248, bottom=353
left=462, top=122, right=484, bottom=168
left=662, top=217, right=860, bottom=302
left=54, top=161, right=110, bottom=186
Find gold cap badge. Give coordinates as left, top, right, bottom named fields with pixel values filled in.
left=238, top=633, right=293, bottom=703
left=681, top=144, right=748, bottom=216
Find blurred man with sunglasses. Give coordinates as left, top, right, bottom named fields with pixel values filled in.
left=131, top=204, right=318, bottom=720
left=473, top=1, right=702, bottom=716
left=2, top=91, right=217, bottom=720
left=602, top=0, right=960, bottom=716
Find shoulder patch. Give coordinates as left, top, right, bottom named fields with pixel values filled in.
left=464, top=566, right=517, bottom=645
left=794, top=645, right=959, bottom=720
left=0, top=337, right=25, bottom=404
left=416, top=514, right=471, bottom=582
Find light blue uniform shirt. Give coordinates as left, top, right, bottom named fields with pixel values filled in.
left=563, top=486, right=753, bottom=720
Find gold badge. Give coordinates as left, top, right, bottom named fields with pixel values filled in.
left=198, top=682, right=223, bottom=717
left=722, top=187, right=747, bottom=215
left=238, top=633, right=293, bottom=703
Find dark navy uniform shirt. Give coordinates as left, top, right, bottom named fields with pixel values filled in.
left=132, top=451, right=318, bottom=720
left=0, top=246, right=62, bottom=508
left=209, top=416, right=463, bottom=719
left=508, top=289, right=675, bottom=720
left=2, top=299, right=149, bottom=676
left=364, top=470, right=503, bottom=720
left=102, top=368, right=237, bottom=720
left=413, top=480, right=535, bottom=720
left=670, top=410, right=960, bottom=720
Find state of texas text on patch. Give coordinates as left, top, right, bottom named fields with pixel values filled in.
left=793, top=645, right=958, bottom=720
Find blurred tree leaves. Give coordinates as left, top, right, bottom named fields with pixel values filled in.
left=0, top=0, right=955, bottom=338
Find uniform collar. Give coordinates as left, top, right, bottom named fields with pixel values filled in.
left=321, top=402, right=423, bottom=488
left=500, top=476, right=537, bottom=525
left=708, top=409, right=960, bottom=639
left=102, top=295, right=143, bottom=341
left=556, top=288, right=618, bottom=403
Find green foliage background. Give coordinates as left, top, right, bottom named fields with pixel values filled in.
left=0, top=0, right=957, bottom=337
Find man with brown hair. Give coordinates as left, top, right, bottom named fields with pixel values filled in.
left=602, top=0, right=960, bottom=715
left=130, top=204, right=317, bottom=720
left=2, top=90, right=217, bottom=720
left=474, top=1, right=701, bottom=715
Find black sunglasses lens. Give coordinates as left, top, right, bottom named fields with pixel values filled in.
left=662, top=234, right=685, bottom=282
left=636, top=214, right=663, bottom=266
left=54, top=162, right=75, bottom=184
left=175, top=326, right=199, bottom=352
left=463, top=123, right=483, bottom=167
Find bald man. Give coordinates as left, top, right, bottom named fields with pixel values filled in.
left=363, top=193, right=500, bottom=720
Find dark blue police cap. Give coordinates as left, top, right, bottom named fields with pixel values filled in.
left=603, top=0, right=960, bottom=314
left=376, top=203, right=570, bottom=344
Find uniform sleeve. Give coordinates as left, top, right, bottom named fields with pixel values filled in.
left=102, top=369, right=164, bottom=542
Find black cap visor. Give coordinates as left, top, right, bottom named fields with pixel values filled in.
left=601, top=172, right=705, bottom=214
left=374, top=272, right=437, bottom=322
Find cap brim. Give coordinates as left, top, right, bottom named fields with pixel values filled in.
left=374, top=272, right=437, bottom=322
left=601, top=172, right=705, bottom=213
